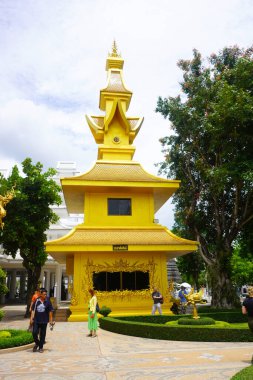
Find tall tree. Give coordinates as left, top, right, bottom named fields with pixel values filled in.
left=0, top=158, right=61, bottom=316
left=156, top=46, right=253, bottom=308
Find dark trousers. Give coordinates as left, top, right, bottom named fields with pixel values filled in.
left=248, top=316, right=253, bottom=333
left=32, top=322, right=47, bottom=349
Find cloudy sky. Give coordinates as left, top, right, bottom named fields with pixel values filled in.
left=0, top=0, right=253, bottom=227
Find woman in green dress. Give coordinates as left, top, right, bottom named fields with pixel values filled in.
left=87, top=289, right=98, bottom=337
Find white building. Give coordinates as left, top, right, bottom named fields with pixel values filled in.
left=0, top=161, right=82, bottom=305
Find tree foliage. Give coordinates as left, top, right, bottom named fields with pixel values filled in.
left=156, top=46, right=253, bottom=308
left=231, top=246, right=253, bottom=287
left=172, top=224, right=205, bottom=290
left=0, top=158, right=61, bottom=315
left=231, top=219, right=253, bottom=287
left=0, top=267, right=8, bottom=296
left=176, top=252, right=205, bottom=290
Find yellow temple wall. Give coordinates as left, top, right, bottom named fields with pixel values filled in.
left=84, top=191, right=154, bottom=226
left=68, top=250, right=170, bottom=322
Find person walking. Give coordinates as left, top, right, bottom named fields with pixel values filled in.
left=29, top=286, right=41, bottom=313
left=242, top=286, right=253, bottom=363
left=30, top=288, right=54, bottom=353
left=151, top=288, right=163, bottom=315
left=87, top=289, right=98, bottom=337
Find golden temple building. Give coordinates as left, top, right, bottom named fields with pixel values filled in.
left=46, top=42, right=198, bottom=321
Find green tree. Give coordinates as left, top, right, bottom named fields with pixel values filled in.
left=231, top=246, right=253, bottom=287
left=176, top=252, right=205, bottom=291
left=156, top=46, right=253, bottom=308
left=172, top=223, right=205, bottom=290
left=0, top=158, right=61, bottom=316
left=0, top=267, right=8, bottom=297
left=231, top=219, right=253, bottom=287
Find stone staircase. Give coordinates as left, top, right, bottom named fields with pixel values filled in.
left=54, top=308, right=71, bottom=322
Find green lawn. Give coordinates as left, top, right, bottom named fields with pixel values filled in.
left=230, top=323, right=249, bottom=328
left=166, top=321, right=249, bottom=329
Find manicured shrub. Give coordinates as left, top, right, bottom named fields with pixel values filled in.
left=0, top=330, right=11, bottom=338
left=117, top=312, right=247, bottom=324
left=166, top=320, right=231, bottom=328
left=99, top=316, right=253, bottom=342
left=200, top=312, right=247, bottom=323
left=177, top=317, right=215, bottom=325
left=0, top=329, right=33, bottom=349
left=0, top=310, right=4, bottom=321
left=198, top=306, right=241, bottom=313
left=116, top=314, right=187, bottom=324
left=99, top=306, right=111, bottom=317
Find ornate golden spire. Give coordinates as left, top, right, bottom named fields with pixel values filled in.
left=108, top=40, right=121, bottom=58
left=85, top=43, right=144, bottom=161
left=106, top=41, right=124, bottom=71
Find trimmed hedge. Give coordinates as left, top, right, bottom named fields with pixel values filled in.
left=99, top=316, right=253, bottom=342
left=231, top=365, right=253, bottom=379
left=0, top=331, right=11, bottom=338
left=198, top=306, right=241, bottom=313
left=0, top=329, right=33, bottom=349
left=198, top=312, right=247, bottom=323
left=177, top=317, right=215, bottom=325
left=166, top=320, right=231, bottom=328
left=116, top=315, right=186, bottom=324
left=99, top=306, right=112, bottom=317
left=116, top=312, right=248, bottom=324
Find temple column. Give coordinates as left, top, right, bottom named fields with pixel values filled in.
left=55, top=265, right=62, bottom=304
left=67, top=275, right=72, bottom=300
left=39, top=270, right=44, bottom=288
left=50, top=272, right=55, bottom=296
left=45, top=270, right=50, bottom=293
left=9, top=270, right=17, bottom=300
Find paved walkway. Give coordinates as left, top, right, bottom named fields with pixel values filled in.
left=0, top=305, right=252, bottom=380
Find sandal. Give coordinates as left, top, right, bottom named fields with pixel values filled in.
left=86, top=333, right=92, bottom=337
left=92, top=334, right=97, bottom=338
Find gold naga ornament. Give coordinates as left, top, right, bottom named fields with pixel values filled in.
left=0, top=188, right=15, bottom=230
left=184, top=288, right=205, bottom=319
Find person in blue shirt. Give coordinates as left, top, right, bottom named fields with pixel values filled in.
left=30, top=288, right=54, bottom=353
left=178, top=286, right=188, bottom=314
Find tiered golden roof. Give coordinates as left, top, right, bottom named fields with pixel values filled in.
left=46, top=226, right=197, bottom=263
left=61, top=161, right=180, bottom=214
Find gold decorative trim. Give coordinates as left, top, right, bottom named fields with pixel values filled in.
left=81, top=258, right=162, bottom=302
left=68, top=283, right=79, bottom=306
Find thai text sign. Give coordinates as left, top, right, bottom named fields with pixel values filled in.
left=113, top=244, right=128, bottom=251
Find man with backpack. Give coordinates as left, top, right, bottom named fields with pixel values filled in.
left=30, top=287, right=54, bottom=353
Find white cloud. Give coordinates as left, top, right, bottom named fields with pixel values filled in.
left=0, top=0, right=253, bottom=228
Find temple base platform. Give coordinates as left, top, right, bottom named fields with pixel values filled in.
left=68, top=307, right=173, bottom=322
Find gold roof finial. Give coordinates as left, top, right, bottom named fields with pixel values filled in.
left=109, top=40, right=121, bottom=58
